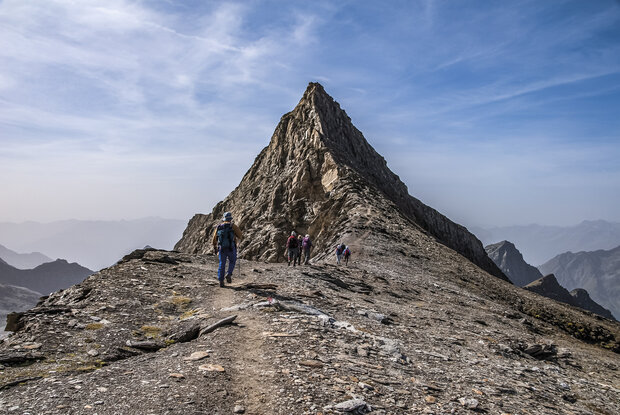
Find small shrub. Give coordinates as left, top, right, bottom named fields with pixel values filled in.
left=141, top=325, right=162, bottom=338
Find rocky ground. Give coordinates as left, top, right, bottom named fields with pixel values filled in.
left=1, top=247, right=618, bottom=415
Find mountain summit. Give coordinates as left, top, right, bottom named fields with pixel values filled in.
left=176, top=83, right=506, bottom=280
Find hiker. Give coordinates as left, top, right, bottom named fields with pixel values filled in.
left=211, top=212, right=243, bottom=287
left=343, top=246, right=351, bottom=265
left=335, top=243, right=345, bottom=265
left=286, top=231, right=299, bottom=266
left=295, top=234, right=304, bottom=266
left=302, top=234, right=313, bottom=265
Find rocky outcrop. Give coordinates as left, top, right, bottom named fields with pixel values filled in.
left=485, top=240, right=542, bottom=286
left=175, top=83, right=507, bottom=281
left=524, top=274, right=615, bottom=320
left=539, top=245, right=620, bottom=320
left=0, top=257, right=92, bottom=296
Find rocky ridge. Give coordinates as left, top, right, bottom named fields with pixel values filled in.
left=569, top=289, right=616, bottom=321
left=524, top=274, right=615, bottom=321
left=175, top=83, right=506, bottom=282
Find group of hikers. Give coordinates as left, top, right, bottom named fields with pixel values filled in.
left=285, top=231, right=313, bottom=266
left=211, top=212, right=351, bottom=287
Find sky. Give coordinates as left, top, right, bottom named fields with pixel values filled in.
left=1, top=0, right=619, bottom=228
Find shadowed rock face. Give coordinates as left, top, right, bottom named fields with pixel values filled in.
left=175, top=83, right=507, bottom=281
left=570, top=289, right=615, bottom=321
left=525, top=274, right=578, bottom=305
left=485, top=240, right=543, bottom=286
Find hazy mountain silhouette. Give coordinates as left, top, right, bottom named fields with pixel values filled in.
left=0, top=244, right=52, bottom=269
left=0, top=257, right=92, bottom=295
left=0, top=217, right=186, bottom=270
left=539, top=245, right=620, bottom=320
left=473, top=220, right=620, bottom=265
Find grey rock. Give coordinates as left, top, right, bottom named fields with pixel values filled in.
left=334, top=398, right=371, bottom=413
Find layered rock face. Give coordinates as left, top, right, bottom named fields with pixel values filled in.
left=539, top=245, right=620, bottom=320
left=485, top=240, right=543, bottom=286
left=175, top=83, right=506, bottom=281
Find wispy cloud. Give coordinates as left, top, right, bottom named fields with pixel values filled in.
left=0, top=0, right=619, bottom=226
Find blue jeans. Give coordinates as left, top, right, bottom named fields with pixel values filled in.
left=218, top=248, right=237, bottom=281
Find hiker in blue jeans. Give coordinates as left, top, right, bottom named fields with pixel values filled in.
left=211, top=212, right=243, bottom=287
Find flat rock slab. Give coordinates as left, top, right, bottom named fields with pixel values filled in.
left=184, top=351, right=209, bottom=361
left=198, top=364, right=225, bottom=372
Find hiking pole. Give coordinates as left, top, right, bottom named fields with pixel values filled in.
left=237, top=246, right=241, bottom=278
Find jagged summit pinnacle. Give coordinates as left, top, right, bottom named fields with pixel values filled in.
left=175, top=83, right=507, bottom=281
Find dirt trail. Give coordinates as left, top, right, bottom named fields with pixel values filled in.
left=209, top=270, right=279, bottom=413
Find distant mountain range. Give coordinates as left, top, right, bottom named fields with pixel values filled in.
left=0, top=217, right=187, bottom=270
left=539, top=246, right=620, bottom=321
left=0, top=257, right=93, bottom=296
left=485, top=241, right=615, bottom=320
left=0, top=244, right=52, bottom=269
left=472, top=220, right=620, bottom=266
left=524, top=274, right=615, bottom=321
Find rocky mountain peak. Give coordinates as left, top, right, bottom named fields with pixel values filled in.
left=175, top=83, right=506, bottom=281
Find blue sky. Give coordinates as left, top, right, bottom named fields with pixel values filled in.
left=1, top=0, right=619, bottom=227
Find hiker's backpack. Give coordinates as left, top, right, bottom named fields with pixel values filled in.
left=344, top=248, right=351, bottom=257
left=288, top=236, right=298, bottom=249
left=336, top=245, right=344, bottom=255
left=302, top=237, right=311, bottom=249
left=217, top=223, right=235, bottom=250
